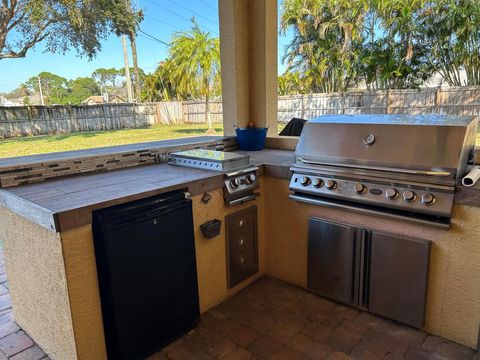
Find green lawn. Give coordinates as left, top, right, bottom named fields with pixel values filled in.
left=0, top=124, right=284, bottom=159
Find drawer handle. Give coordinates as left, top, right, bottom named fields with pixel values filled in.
left=239, top=219, right=244, bottom=227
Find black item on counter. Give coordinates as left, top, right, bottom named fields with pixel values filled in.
left=279, top=118, right=307, bottom=136
left=200, top=219, right=222, bottom=239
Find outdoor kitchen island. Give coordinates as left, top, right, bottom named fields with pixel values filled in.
left=0, top=141, right=479, bottom=360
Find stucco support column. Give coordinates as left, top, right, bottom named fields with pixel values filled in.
left=219, top=0, right=278, bottom=136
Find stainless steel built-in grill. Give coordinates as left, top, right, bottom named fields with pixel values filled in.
left=170, top=149, right=259, bottom=205
left=289, top=114, right=478, bottom=228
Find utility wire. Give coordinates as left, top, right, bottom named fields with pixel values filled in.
left=143, top=0, right=218, bottom=35
left=198, top=0, right=218, bottom=12
left=145, top=15, right=182, bottom=31
left=138, top=29, right=169, bottom=46
left=163, top=0, right=218, bottom=26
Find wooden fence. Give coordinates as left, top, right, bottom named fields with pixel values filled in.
left=1, top=86, right=479, bottom=138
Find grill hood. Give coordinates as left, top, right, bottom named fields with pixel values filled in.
left=295, top=114, right=478, bottom=183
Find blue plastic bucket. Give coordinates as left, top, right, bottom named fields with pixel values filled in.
left=234, top=126, right=268, bottom=151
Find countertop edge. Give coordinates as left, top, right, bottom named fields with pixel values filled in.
left=0, top=190, right=58, bottom=232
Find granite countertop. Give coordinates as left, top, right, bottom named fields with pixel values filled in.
left=0, top=149, right=295, bottom=232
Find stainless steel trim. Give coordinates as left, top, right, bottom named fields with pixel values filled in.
left=298, top=158, right=451, bottom=177
left=224, top=166, right=259, bottom=177
left=226, top=193, right=260, bottom=206
left=289, top=194, right=450, bottom=229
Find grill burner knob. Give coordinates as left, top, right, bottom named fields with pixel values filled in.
left=403, top=190, right=416, bottom=202
left=301, top=176, right=311, bottom=186
left=385, top=188, right=398, bottom=199
left=421, top=193, right=435, bottom=205
left=313, top=178, right=324, bottom=188
left=245, top=174, right=256, bottom=184
left=354, top=183, right=366, bottom=194
left=230, top=178, right=241, bottom=188
left=326, top=180, right=337, bottom=190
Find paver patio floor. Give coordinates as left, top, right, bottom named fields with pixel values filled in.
left=0, top=245, right=477, bottom=359
left=147, top=277, right=477, bottom=360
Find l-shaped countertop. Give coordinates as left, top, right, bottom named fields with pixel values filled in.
left=0, top=143, right=478, bottom=233
left=0, top=149, right=295, bottom=232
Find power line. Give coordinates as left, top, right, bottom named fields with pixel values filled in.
left=144, top=15, right=182, bottom=31
left=163, top=0, right=218, bottom=26
left=198, top=0, right=218, bottom=12
left=138, top=29, right=169, bottom=46
left=143, top=0, right=218, bottom=35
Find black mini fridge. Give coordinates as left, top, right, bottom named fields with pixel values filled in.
left=92, top=190, right=200, bottom=360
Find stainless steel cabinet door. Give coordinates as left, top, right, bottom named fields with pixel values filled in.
left=307, top=218, right=357, bottom=304
left=368, top=231, right=430, bottom=328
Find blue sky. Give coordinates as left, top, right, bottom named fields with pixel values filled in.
left=0, top=0, right=292, bottom=93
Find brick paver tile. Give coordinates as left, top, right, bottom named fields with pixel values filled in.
left=266, top=320, right=302, bottom=343
left=363, top=330, right=410, bottom=355
left=228, top=325, right=260, bottom=347
left=349, top=312, right=396, bottom=333
left=422, top=336, right=474, bottom=360
left=207, top=339, right=237, bottom=358
left=221, top=346, right=254, bottom=360
left=0, top=331, right=34, bottom=357
left=10, top=345, right=45, bottom=360
left=325, top=323, right=363, bottom=353
left=350, top=341, right=387, bottom=360
left=289, top=333, right=334, bottom=359
left=194, top=351, right=214, bottom=360
left=0, top=320, right=19, bottom=339
left=247, top=334, right=285, bottom=358
left=266, top=348, right=308, bottom=360
left=389, top=325, right=427, bottom=346
left=331, top=304, right=360, bottom=321
left=405, top=346, right=449, bottom=360
left=0, top=295, right=11, bottom=313
left=301, top=320, right=334, bottom=342
left=165, top=334, right=208, bottom=360
left=327, top=351, right=354, bottom=360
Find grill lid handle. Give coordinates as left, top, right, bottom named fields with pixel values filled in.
left=297, top=158, right=451, bottom=177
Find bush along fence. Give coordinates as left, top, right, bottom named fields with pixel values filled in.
left=1, top=86, right=480, bottom=138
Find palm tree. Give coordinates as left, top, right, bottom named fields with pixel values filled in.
left=167, top=20, right=220, bottom=133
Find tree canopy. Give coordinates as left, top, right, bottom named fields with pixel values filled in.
left=280, top=0, right=480, bottom=93
left=0, top=0, right=142, bottom=60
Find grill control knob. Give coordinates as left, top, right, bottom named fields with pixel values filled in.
left=313, top=178, right=324, bottom=188
left=230, top=178, right=241, bottom=188
left=245, top=174, right=256, bottom=184
left=385, top=188, right=398, bottom=199
left=403, top=190, right=416, bottom=202
left=421, top=193, right=435, bottom=205
left=301, top=176, right=311, bottom=186
left=354, top=183, right=366, bottom=194
left=326, top=180, right=337, bottom=190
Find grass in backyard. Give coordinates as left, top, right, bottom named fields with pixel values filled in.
left=0, top=124, right=286, bottom=159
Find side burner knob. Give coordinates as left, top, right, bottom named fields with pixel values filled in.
left=402, top=190, right=416, bottom=202
left=301, top=176, right=311, bottom=186
left=245, top=174, right=256, bottom=184
left=421, top=193, right=435, bottom=205
left=326, top=180, right=337, bottom=190
left=230, top=178, right=241, bottom=188
left=385, top=188, right=398, bottom=200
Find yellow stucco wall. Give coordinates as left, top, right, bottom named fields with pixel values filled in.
left=0, top=207, right=78, bottom=360
left=263, top=177, right=480, bottom=349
